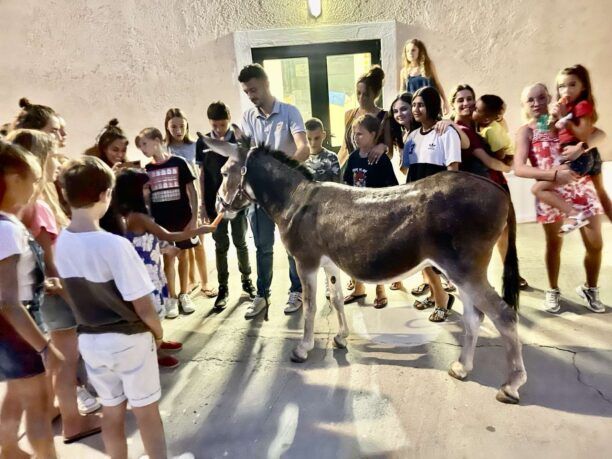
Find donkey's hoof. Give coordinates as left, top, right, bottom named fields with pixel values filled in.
left=496, top=386, right=520, bottom=404
left=448, top=361, right=468, bottom=380
left=333, top=335, right=347, bottom=349
left=290, top=348, right=308, bottom=363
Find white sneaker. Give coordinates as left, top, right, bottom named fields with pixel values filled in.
left=178, top=294, right=195, bottom=315
left=76, top=386, right=101, bottom=415
left=576, top=285, right=606, bottom=313
left=165, top=298, right=179, bottom=319
left=245, top=296, right=268, bottom=319
left=284, top=291, right=303, bottom=314
left=545, top=288, right=561, bottom=313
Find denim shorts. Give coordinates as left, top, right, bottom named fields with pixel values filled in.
left=41, top=295, right=77, bottom=331
left=0, top=314, right=45, bottom=382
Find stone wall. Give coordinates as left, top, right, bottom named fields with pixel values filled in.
left=1, top=0, right=611, bottom=184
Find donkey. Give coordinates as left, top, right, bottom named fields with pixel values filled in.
left=202, top=136, right=527, bottom=404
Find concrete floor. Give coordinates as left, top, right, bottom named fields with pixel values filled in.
left=4, top=222, right=612, bottom=458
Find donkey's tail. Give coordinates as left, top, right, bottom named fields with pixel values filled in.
left=502, top=199, right=520, bottom=310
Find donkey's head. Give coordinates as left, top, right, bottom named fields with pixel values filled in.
left=200, top=134, right=254, bottom=219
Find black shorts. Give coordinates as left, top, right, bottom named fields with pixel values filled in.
left=0, top=314, right=45, bottom=382
left=175, top=236, right=201, bottom=250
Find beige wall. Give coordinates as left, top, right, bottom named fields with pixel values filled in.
left=1, top=0, right=611, bottom=159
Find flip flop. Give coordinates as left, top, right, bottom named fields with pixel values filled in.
left=414, top=297, right=434, bottom=310
left=344, top=293, right=366, bottom=305
left=411, top=283, right=430, bottom=296
left=201, top=287, right=218, bottom=298
left=63, top=426, right=102, bottom=444
left=374, top=297, right=388, bottom=309
left=389, top=282, right=403, bottom=291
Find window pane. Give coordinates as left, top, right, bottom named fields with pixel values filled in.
left=263, top=57, right=312, bottom=120
left=327, top=53, right=372, bottom=147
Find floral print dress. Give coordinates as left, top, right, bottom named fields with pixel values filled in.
left=125, top=231, right=168, bottom=318
left=528, top=127, right=602, bottom=224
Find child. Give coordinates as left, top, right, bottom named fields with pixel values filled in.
left=472, top=95, right=514, bottom=189
left=343, top=114, right=398, bottom=309
left=195, top=101, right=255, bottom=310
left=552, top=65, right=610, bottom=226
left=0, top=141, right=61, bottom=459
left=112, top=168, right=219, bottom=366
left=55, top=156, right=176, bottom=459
left=165, top=109, right=217, bottom=300
left=136, top=127, right=199, bottom=316
left=302, top=118, right=341, bottom=301
left=304, top=118, right=341, bottom=183
left=9, top=129, right=103, bottom=443
left=530, top=65, right=608, bottom=234
left=403, top=86, right=461, bottom=322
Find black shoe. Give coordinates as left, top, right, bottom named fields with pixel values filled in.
left=214, top=285, right=229, bottom=310
left=242, top=279, right=256, bottom=299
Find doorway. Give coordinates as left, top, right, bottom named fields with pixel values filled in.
left=252, top=40, right=381, bottom=151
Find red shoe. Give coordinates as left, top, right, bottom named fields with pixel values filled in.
left=160, top=340, right=183, bottom=351
left=157, top=355, right=180, bottom=369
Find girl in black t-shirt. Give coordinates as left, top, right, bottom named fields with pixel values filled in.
left=343, top=114, right=398, bottom=309
left=136, top=127, right=203, bottom=316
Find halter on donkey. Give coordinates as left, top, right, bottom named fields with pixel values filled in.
left=202, top=136, right=527, bottom=404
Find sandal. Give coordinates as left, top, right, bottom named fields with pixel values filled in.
left=429, top=307, right=448, bottom=322
left=63, top=425, right=102, bottom=444
left=347, top=280, right=355, bottom=291
left=519, top=276, right=529, bottom=290
left=344, top=293, right=366, bottom=304
left=390, top=282, right=403, bottom=291
left=374, top=297, right=388, bottom=309
left=414, top=297, right=434, bottom=310
left=411, top=283, right=430, bottom=296
left=201, top=287, right=218, bottom=298
left=559, top=212, right=589, bottom=235
left=442, top=280, right=456, bottom=293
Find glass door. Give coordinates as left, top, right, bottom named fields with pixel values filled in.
left=252, top=40, right=381, bottom=152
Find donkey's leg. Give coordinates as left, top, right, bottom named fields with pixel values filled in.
left=474, top=284, right=527, bottom=404
left=291, top=264, right=318, bottom=363
left=449, top=287, right=484, bottom=381
left=324, top=264, right=349, bottom=349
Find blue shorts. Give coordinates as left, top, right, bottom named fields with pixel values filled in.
left=0, top=313, right=45, bottom=382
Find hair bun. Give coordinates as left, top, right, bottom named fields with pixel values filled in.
left=19, top=97, right=32, bottom=109
left=107, top=118, right=120, bottom=128
left=367, top=65, right=385, bottom=83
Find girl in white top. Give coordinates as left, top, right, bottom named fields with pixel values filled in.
left=164, top=108, right=218, bottom=300
left=402, top=86, right=462, bottom=322
left=0, top=141, right=62, bottom=458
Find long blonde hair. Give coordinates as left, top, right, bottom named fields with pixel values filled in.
left=6, top=129, right=70, bottom=227
left=401, top=39, right=433, bottom=78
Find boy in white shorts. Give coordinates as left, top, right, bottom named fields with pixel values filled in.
left=55, top=156, right=168, bottom=459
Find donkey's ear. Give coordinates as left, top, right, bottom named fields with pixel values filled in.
left=198, top=134, right=240, bottom=160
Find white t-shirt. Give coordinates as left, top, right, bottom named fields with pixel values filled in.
left=0, top=212, right=36, bottom=302
left=56, top=229, right=155, bottom=334
left=403, top=127, right=462, bottom=167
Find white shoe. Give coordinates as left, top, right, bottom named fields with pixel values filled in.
left=77, top=386, right=101, bottom=415
left=559, top=212, right=589, bottom=235
left=178, top=294, right=195, bottom=315
left=545, top=288, right=561, bottom=313
left=576, top=285, right=606, bottom=313
left=165, top=298, right=179, bottom=319
left=284, top=291, right=303, bottom=314
left=245, top=296, right=268, bottom=319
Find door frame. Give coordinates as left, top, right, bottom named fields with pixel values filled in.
left=251, top=40, right=381, bottom=150
left=233, top=21, right=398, bottom=114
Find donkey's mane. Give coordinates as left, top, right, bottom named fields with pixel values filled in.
left=249, top=142, right=314, bottom=181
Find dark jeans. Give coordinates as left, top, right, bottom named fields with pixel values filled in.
left=247, top=205, right=275, bottom=298
left=212, top=209, right=252, bottom=286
